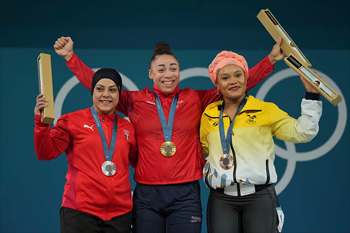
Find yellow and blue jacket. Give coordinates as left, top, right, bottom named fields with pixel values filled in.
left=200, top=95, right=322, bottom=196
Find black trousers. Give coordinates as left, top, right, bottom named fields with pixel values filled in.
left=60, top=207, right=132, bottom=233
left=207, top=185, right=280, bottom=233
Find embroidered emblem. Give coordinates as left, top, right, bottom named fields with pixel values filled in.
left=213, top=121, right=219, bottom=127
left=124, top=129, right=130, bottom=140
left=176, top=100, right=184, bottom=108
left=84, top=124, right=94, bottom=131
left=246, top=114, right=257, bottom=124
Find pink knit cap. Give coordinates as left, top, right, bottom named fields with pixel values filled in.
left=208, top=51, right=249, bottom=85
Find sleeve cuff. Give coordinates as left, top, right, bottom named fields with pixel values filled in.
left=66, top=53, right=77, bottom=64
left=265, top=56, right=276, bottom=68
left=305, top=92, right=320, bottom=100
left=35, top=115, right=50, bottom=127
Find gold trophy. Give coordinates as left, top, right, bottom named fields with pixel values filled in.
left=37, top=53, right=55, bottom=124
left=257, top=9, right=342, bottom=106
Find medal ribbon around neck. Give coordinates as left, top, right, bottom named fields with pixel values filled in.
left=219, top=96, right=247, bottom=156
left=154, top=92, right=178, bottom=157
left=91, top=106, right=118, bottom=162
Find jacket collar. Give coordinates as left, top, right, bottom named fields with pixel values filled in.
left=204, top=96, right=263, bottom=118
left=152, top=84, right=180, bottom=98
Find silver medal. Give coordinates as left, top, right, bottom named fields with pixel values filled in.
left=101, top=161, right=116, bottom=177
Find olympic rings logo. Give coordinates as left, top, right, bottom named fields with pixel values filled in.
left=55, top=67, right=347, bottom=195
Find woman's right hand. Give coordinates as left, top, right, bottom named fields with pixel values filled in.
left=34, top=94, right=48, bottom=115
left=53, top=36, right=74, bottom=61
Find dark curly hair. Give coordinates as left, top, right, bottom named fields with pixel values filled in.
left=150, top=42, right=178, bottom=67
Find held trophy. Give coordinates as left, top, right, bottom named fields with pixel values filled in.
left=257, top=9, right=342, bottom=106
left=37, top=53, right=55, bottom=124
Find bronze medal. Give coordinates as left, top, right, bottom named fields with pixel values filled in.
left=219, top=154, right=234, bottom=170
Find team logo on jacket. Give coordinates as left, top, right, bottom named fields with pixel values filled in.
left=145, top=101, right=155, bottom=106
left=84, top=124, right=94, bottom=131
left=213, top=121, right=219, bottom=127
left=176, top=100, right=184, bottom=108
left=246, top=114, right=257, bottom=124
left=124, top=130, right=130, bottom=140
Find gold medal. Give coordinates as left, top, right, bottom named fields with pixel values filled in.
left=160, top=141, right=176, bottom=157
left=219, top=154, right=234, bottom=170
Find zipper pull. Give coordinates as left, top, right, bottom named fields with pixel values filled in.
left=103, top=115, right=105, bottom=122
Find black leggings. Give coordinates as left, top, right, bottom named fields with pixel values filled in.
left=60, top=207, right=132, bottom=233
left=207, top=185, right=279, bottom=233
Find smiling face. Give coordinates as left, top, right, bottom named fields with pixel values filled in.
left=216, top=64, right=247, bottom=102
left=92, top=78, right=119, bottom=114
left=149, top=54, right=180, bottom=93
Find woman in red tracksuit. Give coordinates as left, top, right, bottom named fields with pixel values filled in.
left=53, top=37, right=285, bottom=233
left=34, top=68, right=137, bottom=233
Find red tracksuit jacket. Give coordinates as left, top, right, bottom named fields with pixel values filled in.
left=34, top=109, right=137, bottom=220
left=66, top=53, right=274, bottom=185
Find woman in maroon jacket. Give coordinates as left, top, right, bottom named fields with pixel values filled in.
left=34, top=68, right=137, bottom=233
left=53, top=37, right=285, bottom=233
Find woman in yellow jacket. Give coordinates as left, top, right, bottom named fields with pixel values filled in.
left=200, top=51, right=322, bottom=233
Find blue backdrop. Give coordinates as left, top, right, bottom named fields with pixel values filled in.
left=1, top=1, right=349, bottom=233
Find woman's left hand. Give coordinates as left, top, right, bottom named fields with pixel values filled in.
left=299, top=73, right=321, bottom=94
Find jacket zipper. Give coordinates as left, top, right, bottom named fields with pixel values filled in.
left=265, top=159, right=270, bottom=184
left=230, top=133, right=241, bottom=196
left=103, top=115, right=105, bottom=122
